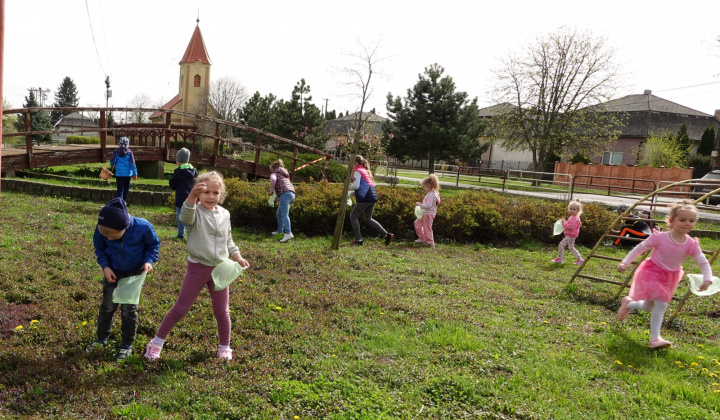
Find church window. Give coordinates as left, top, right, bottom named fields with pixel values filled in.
left=194, top=74, right=201, bottom=87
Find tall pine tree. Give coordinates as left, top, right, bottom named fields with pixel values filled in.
left=15, top=91, right=53, bottom=145
left=51, top=77, right=80, bottom=126
left=697, top=126, right=716, bottom=156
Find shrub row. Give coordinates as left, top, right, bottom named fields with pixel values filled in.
left=224, top=179, right=615, bottom=245
left=66, top=135, right=100, bottom=145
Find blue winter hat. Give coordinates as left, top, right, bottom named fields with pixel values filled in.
left=98, top=198, right=131, bottom=230
left=119, top=137, right=129, bottom=147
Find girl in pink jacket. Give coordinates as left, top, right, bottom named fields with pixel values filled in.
left=414, top=174, right=440, bottom=248
left=552, top=199, right=584, bottom=265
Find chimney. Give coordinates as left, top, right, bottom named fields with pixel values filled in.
left=643, top=90, right=652, bottom=95
left=715, top=110, right=720, bottom=120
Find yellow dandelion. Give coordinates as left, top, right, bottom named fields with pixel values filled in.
left=543, top=321, right=549, bottom=324
left=15, top=325, right=23, bottom=330
left=715, top=389, right=720, bottom=393
left=702, top=368, right=709, bottom=373
left=30, top=320, right=39, bottom=324
left=593, top=310, right=598, bottom=313
left=567, top=327, right=572, bottom=330
left=628, top=365, right=633, bottom=368
left=294, top=417, right=299, bottom=420
left=691, top=368, right=697, bottom=371
left=699, top=356, right=705, bottom=360
left=698, top=344, right=705, bottom=348
left=466, top=334, right=471, bottom=338
left=691, top=362, right=699, bottom=367
left=675, top=361, right=683, bottom=365
left=596, top=344, right=601, bottom=347
left=614, top=360, right=623, bottom=365
left=713, top=383, right=719, bottom=386
left=601, top=322, right=607, bottom=325
left=81, top=321, right=88, bottom=326
left=710, top=373, right=717, bottom=378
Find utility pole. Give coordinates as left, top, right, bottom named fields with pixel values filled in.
left=324, top=98, right=328, bottom=119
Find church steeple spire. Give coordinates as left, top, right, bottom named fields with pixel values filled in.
left=179, top=24, right=211, bottom=65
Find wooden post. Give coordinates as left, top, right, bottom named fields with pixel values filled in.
left=164, top=112, right=171, bottom=161
left=0, top=0, right=4, bottom=195
left=24, top=111, right=32, bottom=169
left=253, top=133, right=262, bottom=180
left=212, top=122, right=220, bottom=166
left=99, top=110, right=107, bottom=163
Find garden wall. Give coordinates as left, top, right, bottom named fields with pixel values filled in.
left=0, top=178, right=171, bottom=206
left=554, top=162, right=693, bottom=194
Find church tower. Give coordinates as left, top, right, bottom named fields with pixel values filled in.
left=149, top=20, right=212, bottom=125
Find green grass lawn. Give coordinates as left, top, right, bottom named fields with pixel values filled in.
left=1, top=191, right=720, bottom=418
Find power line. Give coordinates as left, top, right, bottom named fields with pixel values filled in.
left=84, top=0, right=106, bottom=77
left=655, top=80, right=720, bottom=93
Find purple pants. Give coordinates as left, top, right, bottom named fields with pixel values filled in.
left=155, top=261, right=231, bottom=346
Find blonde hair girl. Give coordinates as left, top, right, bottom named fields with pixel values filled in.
left=145, top=171, right=249, bottom=361
left=414, top=174, right=441, bottom=247
left=552, top=199, right=584, bottom=264
left=616, top=199, right=713, bottom=348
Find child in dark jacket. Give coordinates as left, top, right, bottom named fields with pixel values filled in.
left=169, top=148, right=198, bottom=240
left=88, top=198, right=160, bottom=361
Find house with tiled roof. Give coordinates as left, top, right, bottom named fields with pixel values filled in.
left=149, top=20, right=212, bottom=125
left=479, top=92, right=720, bottom=169
left=592, top=90, right=720, bottom=165
left=52, top=112, right=99, bottom=143
left=323, top=112, right=387, bottom=156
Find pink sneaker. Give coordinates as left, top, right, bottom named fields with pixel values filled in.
left=551, top=258, right=564, bottom=263
left=144, top=341, right=163, bottom=360
left=617, top=296, right=632, bottom=321
left=574, top=259, right=585, bottom=265
left=649, top=337, right=672, bottom=349
left=218, top=347, right=233, bottom=360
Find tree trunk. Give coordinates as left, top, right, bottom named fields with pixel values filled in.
left=428, top=151, right=435, bottom=174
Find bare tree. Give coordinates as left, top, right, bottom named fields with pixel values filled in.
left=194, top=76, right=248, bottom=138
left=331, top=40, right=388, bottom=250
left=489, top=27, right=627, bottom=171
left=128, top=93, right=153, bottom=123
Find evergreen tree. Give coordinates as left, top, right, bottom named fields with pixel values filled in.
left=697, top=126, right=716, bottom=156
left=14, top=91, right=53, bottom=145
left=325, top=109, right=337, bottom=120
left=674, top=123, right=691, bottom=163
left=50, top=77, right=80, bottom=126
left=384, top=64, right=484, bottom=172
left=268, top=79, right=326, bottom=149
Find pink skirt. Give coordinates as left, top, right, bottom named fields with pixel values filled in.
left=629, top=259, right=683, bottom=303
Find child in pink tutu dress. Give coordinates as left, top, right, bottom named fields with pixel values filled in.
left=616, top=200, right=713, bottom=348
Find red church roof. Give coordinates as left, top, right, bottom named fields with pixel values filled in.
left=179, top=24, right=212, bottom=65
left=149, top=94, right=181, bottom=119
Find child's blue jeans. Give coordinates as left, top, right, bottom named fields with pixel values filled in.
left=175, top=206, right=186, bottom=238
left=276, top=191, right=296, bottom=234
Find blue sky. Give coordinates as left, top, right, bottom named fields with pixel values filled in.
left=5, top=0, right=720, bottom=117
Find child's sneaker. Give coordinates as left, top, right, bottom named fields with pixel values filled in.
left=144, top=341, right=163, bottom=360
left=648, top=337, right=672, bottom=349
left=85, top=340, right=106, bottom=353
left=349, top=239, right=364, bottom=246
left=414, top=239, right=425, bottom=244
left=426, top=243, right=435, bottom=248
left=271, top=231, right=280, bottom=235
left=280, top=233, right=294, bottom=243
left=385, top=233, right=395, bottom=246
left=574, top=259, right=585, bottom=265
left=551, top=258, right=564, bottom=263
left=116, top=346, right=133, bottom=362
left=218, top=347, right=233, bottom=360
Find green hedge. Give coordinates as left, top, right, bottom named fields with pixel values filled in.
left=66, top=135, right=100, bottom=145
left=224, top=179, right=615, bottom=245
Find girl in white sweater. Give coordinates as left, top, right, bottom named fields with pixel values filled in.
left=414, top=174, right=441, bottom=248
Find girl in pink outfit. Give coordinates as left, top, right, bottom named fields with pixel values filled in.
left=616, top=200, right=713, bottom=349
left=414, top=174, right=441, bottom=248
left=552, top=199, right=584, bottom=264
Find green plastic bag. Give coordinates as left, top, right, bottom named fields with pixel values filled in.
left=112, top=272, right=148, bottom=304
left=268, top=192, right=276, bottom=207
left=212, top=258, right=247, bottom=291
left=415, top=205, right=424, bottom=219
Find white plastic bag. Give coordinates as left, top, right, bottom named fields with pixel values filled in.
left=415, top=206, right=424, bottom=220
left=268, top=192, right=276, bottom=207
left=212, top=258, right=247, bottom=291
left=686, top=274, right=720, bottom=296
left=553, top=219, right=564, bottom=236
left=112, top=272, right=148, bottom=304
left=347, top=197, right=353, bottom=207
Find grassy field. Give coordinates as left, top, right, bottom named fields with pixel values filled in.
left=2, top=191, right=720, bottom=418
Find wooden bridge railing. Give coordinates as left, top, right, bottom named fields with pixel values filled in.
left=1, top=106, right=333, bottom=180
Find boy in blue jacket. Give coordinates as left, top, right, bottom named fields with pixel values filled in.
left=168, top=148, right=198, bottom=240
left=88, top=198, right=160, bottom=361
